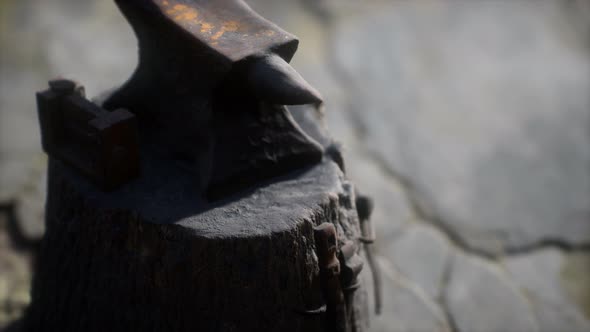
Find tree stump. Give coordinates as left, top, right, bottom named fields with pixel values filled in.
left=23, top=110, right=369, bottom=331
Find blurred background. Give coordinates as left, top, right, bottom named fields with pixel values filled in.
left=1, top=0, right=589, bottom=331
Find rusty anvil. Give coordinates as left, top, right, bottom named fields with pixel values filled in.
left=102, top=0, right=325, bottom=198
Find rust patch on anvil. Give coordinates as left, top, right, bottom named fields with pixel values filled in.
left=150, top=0, right=297, bottom=62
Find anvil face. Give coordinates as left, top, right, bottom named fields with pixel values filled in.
left=120, top=0, right=299, bottom=63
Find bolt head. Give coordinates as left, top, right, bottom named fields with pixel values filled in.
left=49, top=78, right=77, bottom=94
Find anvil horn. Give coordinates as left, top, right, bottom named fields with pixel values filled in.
left=106, top=0, right=319, bottom=113
left=246, top=54, right=323, bottom=105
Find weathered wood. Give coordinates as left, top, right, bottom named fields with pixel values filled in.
left=23, top=116, right=369, bottom=331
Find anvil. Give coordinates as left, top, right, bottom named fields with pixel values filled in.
left=103, top=0, right=325, bottom=198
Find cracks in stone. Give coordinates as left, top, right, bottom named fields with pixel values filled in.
left=439, top=255, right=459, bottom=332
left=360, top=152, right=496, bottom=261
left=298, top=4, right=590, bottom=330
left=295, top=10, right=505, bottom=327
left=309, top=7, right=590, bottom=260
left=335, top=78, right=582, bottom=330
left=377, top=255, right=455, bottom=331
left=504, top=240, right=590, bottom=257
left=306, top=0, right=590, bottom=256
left=297, top=5, right=468, bottom=261
left=506, top=282, right=543, bottom=332
left=366, top=124, right=590, bottom=259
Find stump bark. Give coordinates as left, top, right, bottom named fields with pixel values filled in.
left=23, top=111, right=369, bottom=331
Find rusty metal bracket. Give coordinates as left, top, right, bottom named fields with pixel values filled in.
left=339, top=240, right=364, bottom=327
left=314, top=223, right=348, bottom=332
left=355, top=193, right=382, bottom=315
left=339, top=241, right=364, bottom=291
left=36, top=79, right=140, bottom=190
left=357, top=194, right=376, bottom=244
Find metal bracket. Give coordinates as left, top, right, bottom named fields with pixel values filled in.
left=355, top=193, right=382, bottom=315
left=36, top=79, right=140, bottom=190
left=314, top=223, right=348, bottom=332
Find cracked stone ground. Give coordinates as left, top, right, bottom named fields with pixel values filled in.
left=1, top=0, right=589, bottom=331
